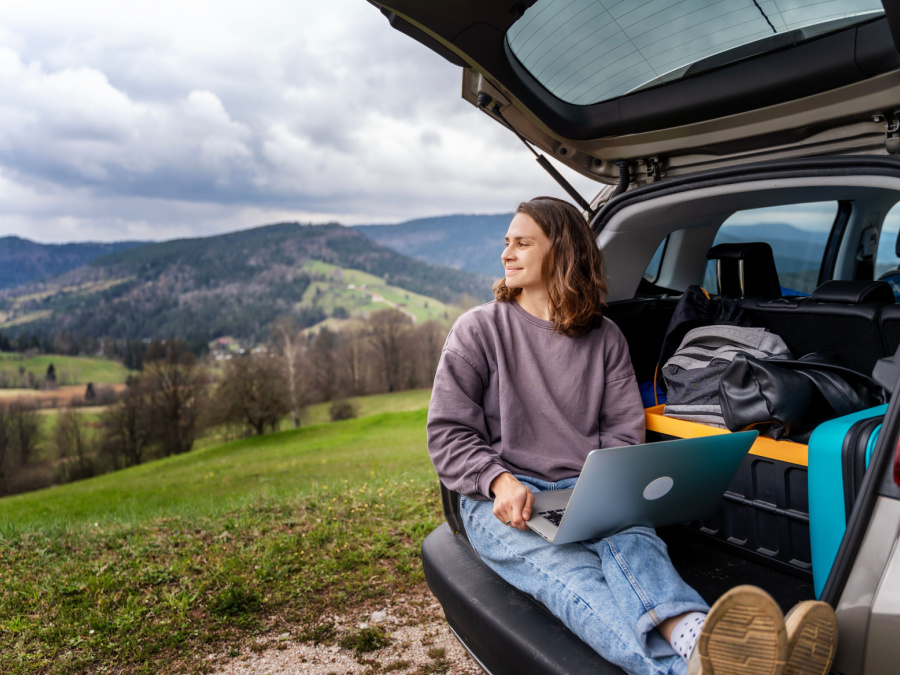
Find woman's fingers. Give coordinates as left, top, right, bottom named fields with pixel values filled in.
left=490, top=473, right=534, bottom=530
left=518, top=490, right=535, bottom=530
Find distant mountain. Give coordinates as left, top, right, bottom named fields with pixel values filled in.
left=0, top=223, right=492, bottom=344
left=714, top=222, right=829, bottom=274
left=0, top=237, right=146, bottom=289
left=357, top=214, right=513, bottom=278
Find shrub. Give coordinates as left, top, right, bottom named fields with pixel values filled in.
left=208, top=584, right=261, bottom=619
left=329, top=400, right=357, bottom=421
left=339, top=626, right=390, bottom=653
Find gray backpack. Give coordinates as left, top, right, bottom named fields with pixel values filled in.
left=662, top=325, right=792, bottom=426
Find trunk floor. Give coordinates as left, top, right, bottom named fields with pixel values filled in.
left=658, top=526, right=816, bottom=613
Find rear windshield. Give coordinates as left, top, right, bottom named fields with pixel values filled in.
left=507, top=0, right=884, bottom=106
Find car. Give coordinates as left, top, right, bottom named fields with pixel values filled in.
left=368, top=1, right=900, bottom=673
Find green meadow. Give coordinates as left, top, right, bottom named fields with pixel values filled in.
left=300, top=260, right=457, bottom=324
left=0, top=354, right=129, bottom=387
left=0, top=402, right=443, bottom=674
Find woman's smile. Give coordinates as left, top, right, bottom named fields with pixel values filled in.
left=501, top=212, right=550, bottom=296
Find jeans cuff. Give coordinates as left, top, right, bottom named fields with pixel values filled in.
left=636, top=600, right=709, bottom=659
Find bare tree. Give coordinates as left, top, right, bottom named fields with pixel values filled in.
left=368, top=309, right=413, bottom=393
left=409, top=320, right=449, bottom=388
left=271, top=318, right=306, bottom=428
left=212, top=354, right=289, bottom=436
left=143, top=341, right=208, bottom=456
left=101, top=379, right=152, bottom=468
left=309, top=327, right=340, bottom=401
left=8, top=401, right=40, bottom=467
left=336, top=322, right=369, bottom=397
left=0, top=407, right=11, bottom=495
left=55, top=408, right=93, bottom=483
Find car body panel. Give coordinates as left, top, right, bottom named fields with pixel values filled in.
left=834, top=497, right=900, bottom=673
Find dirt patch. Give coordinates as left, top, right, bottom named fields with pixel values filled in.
left=0, top=383, right=125, bottom=407
left=207, top=587, right=481, bottom=675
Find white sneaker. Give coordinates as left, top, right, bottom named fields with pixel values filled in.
left=686, top=585, right=787, bottom=675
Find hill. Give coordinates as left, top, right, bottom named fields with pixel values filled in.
left=357, top=214, right=513, bottom=277
left=0, top=236, right=146, bottom=289
left=0, top=223, right=492, bottom=344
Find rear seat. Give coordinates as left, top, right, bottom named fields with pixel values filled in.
left=741, top=280, right=894, bottom=374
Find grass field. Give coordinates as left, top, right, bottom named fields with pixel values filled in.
left=300, top=261, right=458, bottom=324
left=0, top=403, right=442, bottom=674
left=0, top=354, right=130, bottom=387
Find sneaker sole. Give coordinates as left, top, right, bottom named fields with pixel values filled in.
left=784, top=601, right=838, bottom=675
left=691, top=585, right=787, bottom=675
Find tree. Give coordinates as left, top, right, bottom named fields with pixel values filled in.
left=0, top=407, right=11, bottom=495
left=212, top=354, right=289, bottom=436
left=55, top=408, right=93, bottom=483
left=368, top=309, right=413, bottom=393
left=271, top=318, right=307, bottom=428
left=142, top=340, right=208, bottom=456
left=309, top=327, right=340, bottom=401
left=101, top=379, right=152, bottom=468
left=337, top=323, right=369, bottom=397
left=8, top=401, right=40, bottom=467
left=45, top=363, right=57, bottom=386
left=408, top=320, right=448, bottom=388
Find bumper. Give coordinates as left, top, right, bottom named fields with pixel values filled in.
left=421, top=522, right=625, bottom=675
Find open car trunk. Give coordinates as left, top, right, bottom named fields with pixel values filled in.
left=419, top=160, right=900, bottom=674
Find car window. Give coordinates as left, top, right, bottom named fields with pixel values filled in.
left=506, top=0, right=883, bottom=106
left=876, top=203, right=900, bottom=275
left=703, top=202, right=838, bottom=296
left=876, top=203, right=900, bottom=299
left=643, top=237, right=667, bottom=284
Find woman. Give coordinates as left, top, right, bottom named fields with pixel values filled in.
left=426, top=197, right=837, bottom=675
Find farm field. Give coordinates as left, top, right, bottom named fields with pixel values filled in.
left=0, top=402, right=442, bottom=674
left=300, top=260, right=458, bottom=324
left=0, top=353, right=130, bottom=389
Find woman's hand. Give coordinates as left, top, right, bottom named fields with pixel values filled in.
left=490, top=472, right=534, bottom=531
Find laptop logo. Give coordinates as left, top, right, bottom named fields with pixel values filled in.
left=643, top=476, right=674, bottom=501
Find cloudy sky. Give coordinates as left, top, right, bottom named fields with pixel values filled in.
left=0, top=0, right=601, bottom=244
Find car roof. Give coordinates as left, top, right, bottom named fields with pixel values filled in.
left=371, top=1, right=900, bottom=185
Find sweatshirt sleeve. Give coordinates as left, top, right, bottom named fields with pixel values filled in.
left=597, top=322, right=646, bottom=449
left=427, top=342, right=507, bottom=501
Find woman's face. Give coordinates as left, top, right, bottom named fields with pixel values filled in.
left=502, top=212, right=551, bottom=295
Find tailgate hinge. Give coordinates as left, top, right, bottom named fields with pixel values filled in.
left=875, top=112, right=900, bottom=154
left=638, top=156, right=663, bottom=182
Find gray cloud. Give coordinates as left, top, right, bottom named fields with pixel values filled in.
left=0, top=0, right=600, bottom=243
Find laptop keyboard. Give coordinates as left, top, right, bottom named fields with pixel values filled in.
left=538, top=508, right=566, bottom=527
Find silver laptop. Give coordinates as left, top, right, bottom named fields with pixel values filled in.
left=526, top=431, right=758, bottom=544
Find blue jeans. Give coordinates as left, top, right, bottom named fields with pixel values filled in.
left=460, top=475, right=708, bottom=675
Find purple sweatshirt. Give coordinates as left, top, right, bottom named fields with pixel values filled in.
left=427, top=300, right=646, bottom=500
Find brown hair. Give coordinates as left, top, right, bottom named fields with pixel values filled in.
left=493, top=196, right=608, bottom=337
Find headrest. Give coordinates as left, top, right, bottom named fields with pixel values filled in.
left=705, top=241, right=781, bottom=298
left=811, top=280, right=895, bottom=305
left=706, top=242, right=774, bottom=261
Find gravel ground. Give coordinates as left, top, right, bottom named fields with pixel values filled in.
left=206, top=587, right=483, bottom=675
